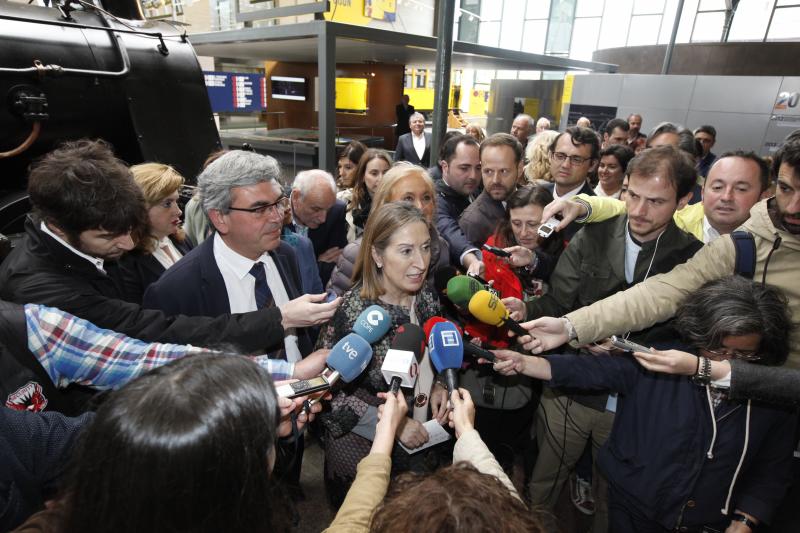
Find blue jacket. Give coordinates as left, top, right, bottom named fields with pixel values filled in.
left=546, top=350, right=796, bottom=529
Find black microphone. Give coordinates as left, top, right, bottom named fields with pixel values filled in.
left=381, top=323, right=426, bottom=394
left=463, top=341, right=495, bottom=362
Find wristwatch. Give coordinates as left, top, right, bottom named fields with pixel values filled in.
left=692, top=356, right=712, bottom=385
left=731, top=512, right=758, bottom=530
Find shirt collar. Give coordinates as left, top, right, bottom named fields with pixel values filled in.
left=213, top=233, right=271, bottom=281
left=552, top=181, right=586, bottom=201
left=40, top=221, right=105, bottom=272
left=702, top=215, right=721, bottom=244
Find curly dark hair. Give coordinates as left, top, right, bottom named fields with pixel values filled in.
left=369, top=462, right=546, bottom=533
left=674, top=276, right=793, bottom=366
left=27, top=139, right=146, bottom=244
left=548, top=126, right=600, bottom=161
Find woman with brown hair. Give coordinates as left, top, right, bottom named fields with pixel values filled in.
left=119, top=163, right=193, bottom=303
left=336, top=140, right=367, bottom=198
left=327, top=162, right=449, bottom=296
left=316, top=202, right=449, bottom=509
left=325, top=388, right=545, bottom=533
left=346, top=148, right=392, bottom=242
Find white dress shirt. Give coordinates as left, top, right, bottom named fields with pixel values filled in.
left=553, top=182, right=587, bottom=201
left=594, top=184, right=622, bottom=199
left=151, top=236, right=183, bottom=270
left=412, top=132, right=426, bottom=161
left=213, top=233, right=302, bottom=362
left=702, top=215, right=721, bottom=244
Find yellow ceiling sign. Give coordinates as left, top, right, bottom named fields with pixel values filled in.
left=324, top=0, right=370, bottom=25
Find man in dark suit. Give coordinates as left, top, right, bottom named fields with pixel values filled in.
left=395, top=94, right=414, bottom=138
left=144, top=151, right=334, bottom=361
left=286, top=169, right=348, bottom=287
left=0, top=141, right=337, bottom=356
left=394, top=112, right=432, bottom=167
left=541, top=126, right=599, bottom=241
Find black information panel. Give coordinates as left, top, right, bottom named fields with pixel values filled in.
left=567, top=104, right=619, bottom=131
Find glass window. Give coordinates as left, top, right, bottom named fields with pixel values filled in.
left=479, top=21, right=501, bottom=47
left=776, top=0, right=797, bottom=5
left=728, top=0, right=774, bottom=41
left=570, top=17, right=602, bottom=60
left=475, top=69, right=496, bottom=84
left=522, top=20, right=549, bottom=54
left=518, top=70, right=542, bottom=80
left=658, top=0, right=681, bottom=43
left=526, top=0, right=552, bottom=18
left=598, top=0, right=633, bottom=49
left=675, top=0, right=700, bottom=42
left=627, top=14, right=662, bottom=45
left=767, top=6, right=800, bottom=39
left=699, top=0, right=726, bottom=9
left=415, top=70, right=426, bottom=89
left=691, top=11, right=725, bottom=41
left=500, top=2, right=525, bottom=50
left=480, top=1, right=502, bottom=21
left=633, top=0, right=665, bottom=14
left=576, top=0, right=604, bottom=17
left=496, top=70, right=519, bottom=79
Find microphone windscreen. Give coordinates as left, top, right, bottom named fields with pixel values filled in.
left=428, top=321, right=464, bottom=373
left=433, top=265, right=457, bottom=296
left=467, top=290, right=507, bottom=328
left=392, top=323, right=426, bottom=363
left=446, top=275, right=483, bottom=307
left=326, top=333, right=373, bottom=382
left=423, top=316, right=449, bottom=340
left=352, top=305, right=391, bottom=343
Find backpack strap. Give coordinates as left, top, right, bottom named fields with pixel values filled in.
left=731, top=231, right=756, bottom=279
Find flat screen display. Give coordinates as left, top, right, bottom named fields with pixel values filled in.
left=271, top=76, right=307, bottom=101
left=204, top=72, right=266, bottom=113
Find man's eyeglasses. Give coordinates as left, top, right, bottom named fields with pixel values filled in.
left=551, top=152, right=591, bottom=166
left=703, top=346, right=760, bottom=362
left=228, top=196, right=289, bottom=219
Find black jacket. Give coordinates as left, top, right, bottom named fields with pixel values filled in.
left=394, top=132, right=432, bottom=167
left=117, top=235, right=194, bottom=304
left=0, top=407, right=94, bottom=531
left=0, top=217, right=285, bottom=353
left=435, top=178, right=475, bottom=266
left=143, top=235, right=312, bottom=355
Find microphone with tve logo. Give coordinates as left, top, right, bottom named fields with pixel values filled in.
left=277, top=333, right=373, bottom=399
left=468, top=290, right=528, bottom=337
left=381, top=323, right=425, bottom=393
left=428, top=320, right=464, bottom=397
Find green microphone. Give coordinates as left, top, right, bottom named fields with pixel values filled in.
left=446, top=275, right=483, bottom=308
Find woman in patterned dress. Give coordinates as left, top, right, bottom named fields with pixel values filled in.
left=316, top=202, right=450, bottom=508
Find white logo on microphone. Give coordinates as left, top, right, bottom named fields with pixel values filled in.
left=440, top=330, right=459, bottom=347
left=366, top=310, right=383, bottom=326
left=342, top=341, right=359, bottom=360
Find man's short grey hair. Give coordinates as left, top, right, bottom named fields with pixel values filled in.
left=198, top=150, right=281, bottom=216
left=409, top=112, right=425, bottom=125
left=648, top=121, right=682, bottom=141
left=292, top=169, right=337, bottom=198
left=535, top=116, right=549, bottom=129
left=514, top=114, right=535, bottom=129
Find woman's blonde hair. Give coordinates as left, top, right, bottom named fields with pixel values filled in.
left=353, top=203, right=431, bottom=301
left=524, top=130, right=559, bottom=183
left=371, top=162, right=436, bottom=222
left=130, top=162, right=186, bottom=252
left=465, top=123, right=486, bottom=143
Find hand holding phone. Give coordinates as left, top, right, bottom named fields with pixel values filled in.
left=482, top=244, right=511, bottom=258
left=610, top=335, right=653, bottom=354
left=538, top=217, right=560, bottom=238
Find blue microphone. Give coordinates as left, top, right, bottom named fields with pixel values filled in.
left=352, top=304, right=391, bottom=344
left=428, top=320, right=464, bottom=396
left=325, top=333, right=373, bottom=384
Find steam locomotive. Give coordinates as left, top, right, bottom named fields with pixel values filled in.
left=0, top=0, right=220, bottom=234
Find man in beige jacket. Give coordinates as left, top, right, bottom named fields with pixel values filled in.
left=518, top=140, right=800, bottom=369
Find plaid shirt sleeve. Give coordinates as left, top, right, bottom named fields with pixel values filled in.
left=25, top=304, right=294, bottom=389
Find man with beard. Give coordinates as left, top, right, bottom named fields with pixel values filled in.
left=459, top=133, right=523, bottom=247
left=434, top=134, right=483, bottom=273
left=627, top=113, right=646, bottom=152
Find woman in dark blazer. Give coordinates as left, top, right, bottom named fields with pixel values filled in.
left=119, top=163, right=193, bottom=303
